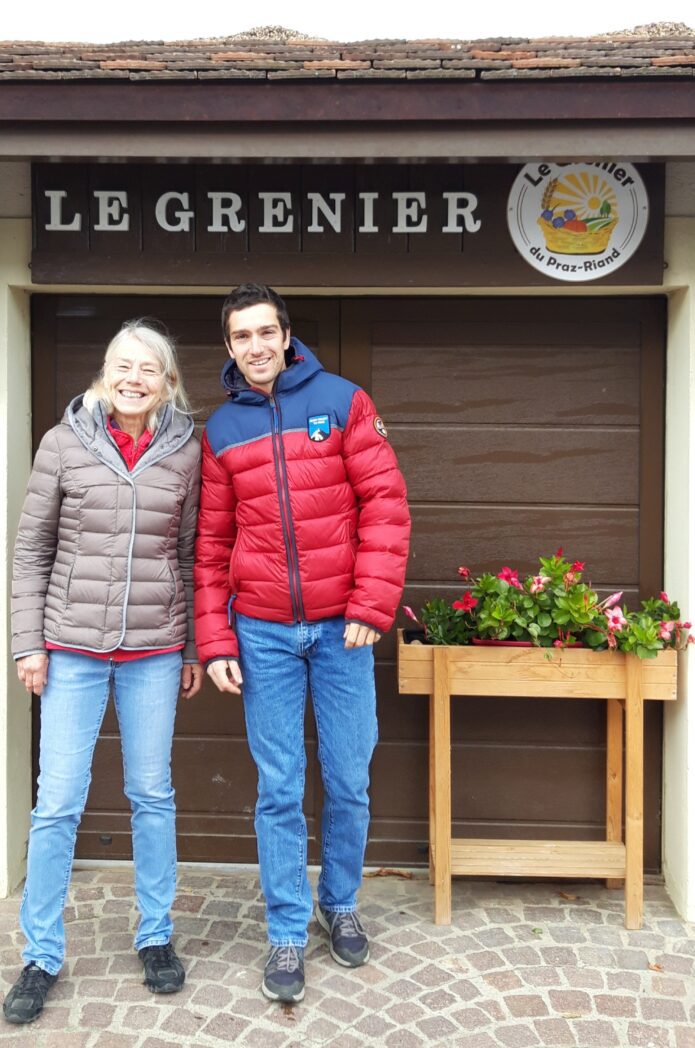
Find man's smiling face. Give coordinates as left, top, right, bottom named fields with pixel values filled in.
left=225, top=302, right=290, bottom=395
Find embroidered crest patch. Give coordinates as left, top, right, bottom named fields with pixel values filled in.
left=308, top=414, right=331, bottom=442
left=374, top=416, right=388, bottom=439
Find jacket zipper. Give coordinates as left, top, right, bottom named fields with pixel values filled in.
left=269, top=395, right=305, bottom=622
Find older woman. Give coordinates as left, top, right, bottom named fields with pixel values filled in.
left=4, top=320, right=202, bottom=1025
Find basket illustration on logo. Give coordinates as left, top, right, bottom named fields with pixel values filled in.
left=537, top=172, right=618, bottom=255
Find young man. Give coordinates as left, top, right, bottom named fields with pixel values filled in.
left=194, top=284, right=410, bottom=1003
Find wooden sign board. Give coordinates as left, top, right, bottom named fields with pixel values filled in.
left=31, top=162, right=664, bottom=287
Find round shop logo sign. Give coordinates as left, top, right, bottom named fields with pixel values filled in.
left=507, top=162, right=649, bottom=283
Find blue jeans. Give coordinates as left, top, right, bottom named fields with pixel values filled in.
left=236, top=614, right=378, bottom=947
left=20, top=650, right=182, bottom=974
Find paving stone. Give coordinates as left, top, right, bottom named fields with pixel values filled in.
left=122, top=1004, right=158, bottom=1030
left=353, top=1012, right=397, bottom=1037
left=594, top=993, right=637, bottom=1018
left=571, top=1019, right=621, bottom=1045
left=612, top=948, right=651, bottom=969
left=80, top=1002, right=117, bottom=1027
left=384, top=1032, right=427, bottom=1048
left=386, top=1000, right=427, bottom=1024
left=606, top=970, right=643, bottom=991
left=467, top=949, right=506, bottom=971
left=505, top=994, right=550, bottom=1018
left=653, top=952, right=693, bottom=974
left=674, top=1028, right=695, bottom=1048
left=548, top=989, right=592, bottom=1015
left=519, top=965, right=562, bottom=987
left=533, top=1017, right=577, bottom=1045
left=484, top=970, right=524, bottom=992
left=202, top=1012, right=252, bottom=1040
left=242, top=1028, right=290, bottom=1047
left=562, top=966, right=604, bottom=990
left=417, top=1015, right=459, bottom=1039
left=160, top=1006, right=207, bottom=1036
left=626, top=1022, right=673, bottom=1047
left=652, top=974, right=688, bottom=996
left=640, top=995, right=687, bottom=1021
left=451, top=1005, right=491, bottom=1030
left=496, top=1025, right=541, bottom=1047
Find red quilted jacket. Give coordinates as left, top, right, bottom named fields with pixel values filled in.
left=194, top=341, right=411, bottom=664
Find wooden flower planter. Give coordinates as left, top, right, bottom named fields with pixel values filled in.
left=397, top=631, right=679, bottom=929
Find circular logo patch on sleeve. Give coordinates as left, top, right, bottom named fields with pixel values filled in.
left=374, top=417, right=388, bottom=438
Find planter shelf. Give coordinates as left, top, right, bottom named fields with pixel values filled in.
left=397, top=632, right=679, bottom=929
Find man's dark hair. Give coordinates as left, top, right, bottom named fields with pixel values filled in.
left=221, top=283, right=290, bottom=345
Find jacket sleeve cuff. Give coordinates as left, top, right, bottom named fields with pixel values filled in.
left=203, top=655, right=240, bottom=672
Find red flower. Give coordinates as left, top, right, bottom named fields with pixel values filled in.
left=497, top=567, right=523, bottom=590
left=659, top=591, right=669, bottom=603
left=457, top=565, right=471, bottom=579
left=403, top=605, right=419, bottom=623
left=572, top=560, right=585, bottom=572
left=453, top=592, right=478, bottom=612
left=555, top=546, right=564, bottom=557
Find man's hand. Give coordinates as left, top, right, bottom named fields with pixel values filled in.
left=207, top=658, right=243, bottom=694
left=181, top=662, right=205, bottom=700
left=344, top=622, right=381, bottom=648
left=17, top=653, right=49, bottom=696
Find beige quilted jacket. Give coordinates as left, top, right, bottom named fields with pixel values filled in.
left=12, top=397, right=201, bottom=661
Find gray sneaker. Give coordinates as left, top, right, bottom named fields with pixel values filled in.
left=316, top=905, right=369, bottom=967
left=262, top=945, right=305, bottom=1003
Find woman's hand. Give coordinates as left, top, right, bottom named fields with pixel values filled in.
left=181, top=662, right=204, bottom=700
left=17, top=653, right=49, bottom=696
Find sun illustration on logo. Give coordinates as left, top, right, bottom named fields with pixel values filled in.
left=538, top=172, right=619, bottom=256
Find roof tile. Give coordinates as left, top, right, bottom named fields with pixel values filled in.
left=0, top=28, right=693, bottom=82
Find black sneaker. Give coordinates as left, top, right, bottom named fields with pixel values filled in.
left=3, top=963, right=58, bottom=1024
left=262, top=945, right=305, bottom=1003
left=316, top=905, right=369, bottom=967
left=138, top=943, right=185, bottom=993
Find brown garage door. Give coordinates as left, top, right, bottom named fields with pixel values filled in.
left=31, top=294, right=666, bottom=871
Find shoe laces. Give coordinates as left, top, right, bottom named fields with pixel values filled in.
left=332, top=910, right=365, bottom=938
left=17, top=964, right=52, bottom=992
left=270, top=945, right=302, bottom=973
left=143, top=944, right=177, bottom=972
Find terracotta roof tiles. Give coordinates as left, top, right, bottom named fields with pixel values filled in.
left=0, top=27, right=694, bottom=81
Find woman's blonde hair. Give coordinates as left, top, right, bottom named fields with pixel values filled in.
left=84, top=319, right=191, bottom=430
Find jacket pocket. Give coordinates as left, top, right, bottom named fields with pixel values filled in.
left=165, top=560, right=177, bottom=606
left=63, top=561, right=76, bottom=609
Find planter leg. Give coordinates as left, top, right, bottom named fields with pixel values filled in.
left=606, top=699, right=624, bottom=889
left=624, top=656, right=644, bottom=930
left=431, top=647, right=452, bottom=925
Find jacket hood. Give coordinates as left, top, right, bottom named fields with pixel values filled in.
left=65, top=395, right=194, bottom=477
left=220, top=337, right=323, bottom=404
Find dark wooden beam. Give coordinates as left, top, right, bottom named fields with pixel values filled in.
left=2, top=79, right=695, bottom=124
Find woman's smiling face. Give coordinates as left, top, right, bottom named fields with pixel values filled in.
left=104, top=336, right=167, bottom=429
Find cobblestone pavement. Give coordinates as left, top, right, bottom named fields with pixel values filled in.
left=0, top=866, right=693, bottom=1047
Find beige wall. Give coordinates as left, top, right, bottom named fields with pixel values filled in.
left=0, top=216, right=32, bottom=895
left=0, top=161, right=694, bottom=917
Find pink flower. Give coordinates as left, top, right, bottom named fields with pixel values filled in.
left=563, top=571, right=577, bottom=586
left=683, top=621, right=692, bottom=630
left=659, top=591, right=669, bottom=603
left=498, top=566, right=523, bottom=590
left=602, top=591, right=623, bottom=609
left=530, top=575, right=550, bottom=594
left=457, top=565, right=471, bottom=579
left=658, top=621, right=676, bottom=641
left=605, top=607, right=628, bottom=632
left=403, top=605, right=419, bottom=623
left=553, top=639, right=563, bottom=647
left=453, top=593, right=478, bottom=612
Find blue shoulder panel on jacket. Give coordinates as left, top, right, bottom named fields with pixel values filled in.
left=205, top=353, right=362, bottom=456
